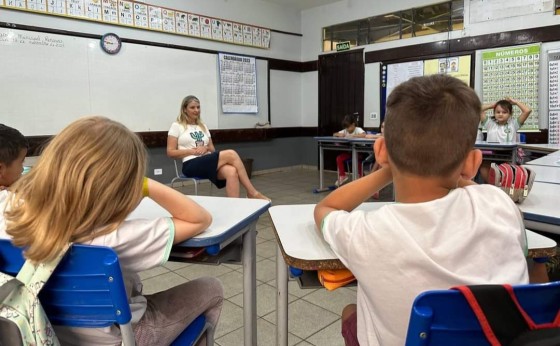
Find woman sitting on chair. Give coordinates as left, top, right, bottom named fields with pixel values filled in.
left=167, top=95, right=270, bottom=201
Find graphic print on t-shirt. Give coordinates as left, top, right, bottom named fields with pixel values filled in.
left=190, top=131, right=205, bottom=147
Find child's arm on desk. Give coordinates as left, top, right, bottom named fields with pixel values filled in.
left=314, top=167, right=392, bottom=229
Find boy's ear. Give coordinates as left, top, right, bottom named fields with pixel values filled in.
left=373, top=138, right=389, bottom=167
left=461, top=149, right=483, bottom=180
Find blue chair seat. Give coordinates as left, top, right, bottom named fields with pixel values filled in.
left=405, top=281, right=560, bottom=346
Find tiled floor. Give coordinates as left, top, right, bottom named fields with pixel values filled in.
left=141, top=168, right=392, bottom=346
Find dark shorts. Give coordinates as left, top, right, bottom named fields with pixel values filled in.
left=341, top=310, right=359, bottom=346
left=182, top=151, right=226, bottom=189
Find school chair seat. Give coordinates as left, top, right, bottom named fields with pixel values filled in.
left=171, top=159, right=211, bottom=195
left=0, top=239, right=211, bottom=346
left=405, top=281, right=560, bottom=346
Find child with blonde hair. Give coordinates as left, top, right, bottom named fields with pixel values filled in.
left=0, top=116, right=223, bottom=346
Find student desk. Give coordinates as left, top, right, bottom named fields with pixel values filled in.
left=270, top=203, right=557, bottom=346
left=525, top=155, right=560, bottom=167
left=314, top=137, right=375, bottom=193
left=128, top=195, right=271, bottom=346
left=519, top=143, right=560, bottom=155
left=524, top=165, right=560, bottom=185
left=521, top=182, right=560, bottom=235
left=474, top=141, right=518, bottom=163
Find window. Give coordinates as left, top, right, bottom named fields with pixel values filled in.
left=322, top=0, right=464, bottom=52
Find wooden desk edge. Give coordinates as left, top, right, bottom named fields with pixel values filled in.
left=271, top=225, right=347, bottom=270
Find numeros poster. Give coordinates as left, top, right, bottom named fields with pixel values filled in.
left=219, top=53, right=258, bottom=113
left=482, top=44, right=541, bottom=131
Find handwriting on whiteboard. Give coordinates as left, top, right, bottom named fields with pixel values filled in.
left=0, top=31, right=65, bottom=48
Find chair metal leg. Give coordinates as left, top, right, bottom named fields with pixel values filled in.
left=193, top=179, right=198, bottom=195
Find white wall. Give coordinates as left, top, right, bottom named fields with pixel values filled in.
left=270, top=70, right=302, bottom=127
left=0, top=0, right=302, bottom=60
left=301, top=71, right=318, bottom=126
left=301, top=0, right=560, bottom=129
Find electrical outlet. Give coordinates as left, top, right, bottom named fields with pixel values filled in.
left=370, top=112, right=378, bottom=120
left=154, top=168, right=162, bottom=175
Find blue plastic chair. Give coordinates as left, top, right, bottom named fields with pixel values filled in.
left=0, top=239, right=209, bottom=346
left=405, top=281, right=560, bottom=346
left=171, top=159, right=210, bottom=195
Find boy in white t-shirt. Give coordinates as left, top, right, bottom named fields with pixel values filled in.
left=314, top=75, right=529, bottom=346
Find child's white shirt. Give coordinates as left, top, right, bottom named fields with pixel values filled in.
left=0, top=190, right=175, bottom=345
left=321, top=185, right=529, bottom=346
left=168, top=121, right=211, bottom=162
left=483, top=117, right=520, bottom=143
left=337, top=127, right=365, bottom=137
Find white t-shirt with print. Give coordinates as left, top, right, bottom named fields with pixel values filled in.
left=0, top=190, right=175, bottom=345
left=337, top=127, right=365, bottom=137
left=321, top=184, right=529, bottom=346
left=168, top=122, right=212, bottom=162
left=484, top=117, right=520, bottom=143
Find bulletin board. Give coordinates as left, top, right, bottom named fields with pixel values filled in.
left=549, top=50, right=560, bottom=144
left=424, top=55, right=471, bottom=86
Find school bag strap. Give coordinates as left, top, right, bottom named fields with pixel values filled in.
left=454, top=284, right=560, bottom=346
left=16, top=242, right=72, bottom=296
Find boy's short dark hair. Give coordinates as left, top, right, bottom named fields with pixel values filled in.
left=384, top=75, right=481, bottom=177
left=0, top=124, right=28, bottom=165
left=341, top=114, right=357, bottom=128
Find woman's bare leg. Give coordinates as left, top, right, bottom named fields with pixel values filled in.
left=217, top=164, right=240, bottom=197
left=217, top=150, right=258, bottom=196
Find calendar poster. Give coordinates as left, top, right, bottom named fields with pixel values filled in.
left=175, top=11, right=188, bottom=34
left=222, top=21, right=233, bottom=42
left=118, top=0, right=133, bottom=26
left=85, top=0, right=101, bottom=20
left=262, top=29, right=270, bottom=48
left=27, top=0, right=47, bottom=12
left=482, top=44, right=541, bottom=131
left=219, top=53, right=258, bottom=113
left=67, top=0, right=85, bottom=17
left=200, top=16, right=212, bottom=39
left=101, top=0, right=118, bottom=23
left=133, top=2, right=147, bottom=28
left=187, top=13, right=200, bottom=37
left=162, top=9, right=175, bottom=32
left=548, top=50, right=560, bottom=144
left=148, top=6, right=162, bottom=31
left=233, top=23, right=243, bottom=44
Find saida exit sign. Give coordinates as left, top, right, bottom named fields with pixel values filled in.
left=336, top=41, right=351, bottom=52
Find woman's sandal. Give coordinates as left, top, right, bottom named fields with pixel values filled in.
left=247, top=191, right=271, bottom=202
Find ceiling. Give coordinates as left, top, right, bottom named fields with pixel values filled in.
left=260, top=0, right=342, bottom=11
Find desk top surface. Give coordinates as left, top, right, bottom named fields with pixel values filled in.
left=474, top=141, right=518, bottom=148
left=127, top=195, right=270, bottom=247
left=270, top=203, right=555, bottom=268
left=519, top=144, right=560, bottom=153
left=519, top=182, right=560, bottom=226
left=526, top=155, right=560, bottom=167
left=525, top=165, right=560, bottom=185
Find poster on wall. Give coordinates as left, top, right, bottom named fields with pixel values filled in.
left=162, top=8, right=175, bottom=33
left=481, top=44, right=541, bottom=131
left=133, top=2, right=148, bottom=28
left=148, top=5, right=162, bottom=31
left=548, top=50, right=560, bottom=144
left=187, top=13, right=200, bottom=37
left=85, top=0, right=102, bottom=20
left=101, top=0, right=118, bottom=23
left=200, top=16, right=212, bottom=39
left=424, top=55, right=471, bottom=85
left=175, top=11, right=188, bottom=34
left=118, top=0, right=133, bottom=26
left=218, top=53, right=258, bottom=113
left=384, top=61, right=423, bottom=101
left=27, top=0, right=47, bottom=12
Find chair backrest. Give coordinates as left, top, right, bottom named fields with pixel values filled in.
left=174, top=159, right=183, bottom=178
left=405, top=281, right=560, bottom=346
left=0, top=239, right=132, bottom=328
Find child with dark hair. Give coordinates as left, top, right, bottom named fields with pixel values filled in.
left=333, top=115, right=366, bottom=186
left=481, top=97, right=532, bottom=143
left=315, top=75, right=528, bottom=345
left=0, top=124, right=28, bottom=190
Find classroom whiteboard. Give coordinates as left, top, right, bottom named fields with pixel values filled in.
left=0, top=27, right=267, bottom=135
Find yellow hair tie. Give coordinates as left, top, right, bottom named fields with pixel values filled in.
left=142, top=177, right=149, bottom=197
